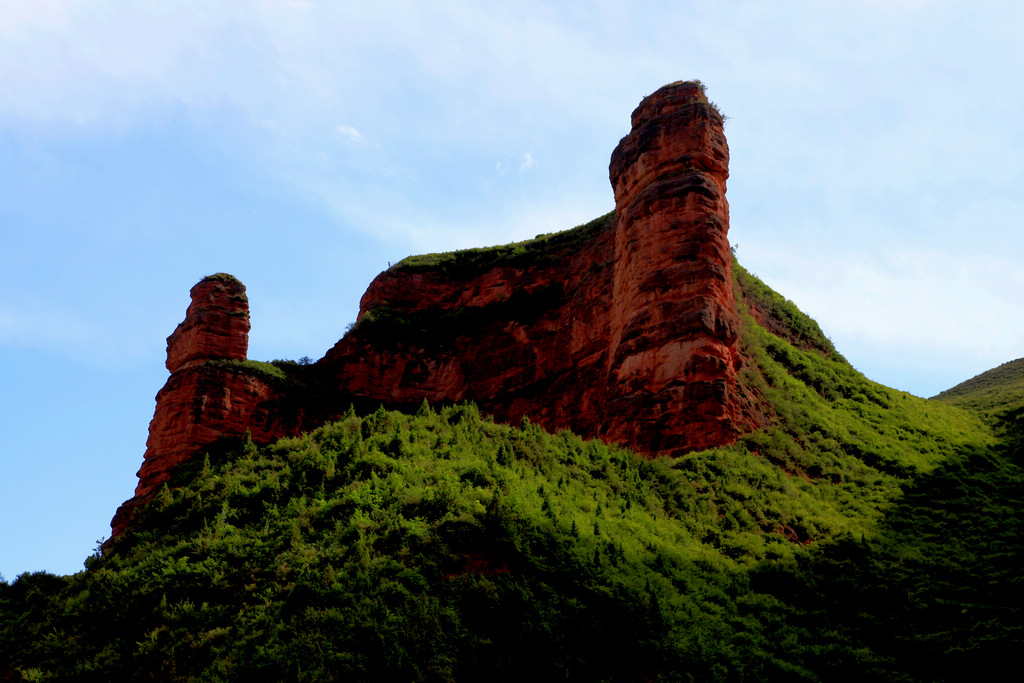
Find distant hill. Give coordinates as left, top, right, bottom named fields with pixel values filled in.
left=933, top=357, right=1024, bottom=415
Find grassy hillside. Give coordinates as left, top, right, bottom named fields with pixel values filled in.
left=933, top=357, right=1024, bottom=415
left=2, top=247, right=1022, bottom=681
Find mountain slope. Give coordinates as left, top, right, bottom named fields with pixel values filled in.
left=3, top=257, right=1019, bottom=682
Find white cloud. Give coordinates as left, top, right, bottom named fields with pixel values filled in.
left=741, top=240, right=1024, bottom=394
left=495, top=152, right=537, bottom=178
left=337, top=125, right=367, bottom=146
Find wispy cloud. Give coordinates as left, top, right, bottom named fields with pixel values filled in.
left=496, top=152, right=536, bottom=177
left=337, top=125, right=368, bottom=146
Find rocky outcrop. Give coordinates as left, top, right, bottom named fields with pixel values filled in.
left=164, top=274, right=250, bottom=373
left=322, top=213, right=617, bottom=438
left=112, top=81, right=771, bottom=538
left=110, top=275, right=315, bottom=538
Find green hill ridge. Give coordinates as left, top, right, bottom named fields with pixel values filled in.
left=2, top=224, right=1022, bottom=681
left=933, top=357, right=1024, bottom=414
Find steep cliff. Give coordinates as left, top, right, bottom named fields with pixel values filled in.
left=113, top=81, right=772, bottom=537
left=322, top=80, right=766, bottom=455
left=322, top=212, right=618, bottom=440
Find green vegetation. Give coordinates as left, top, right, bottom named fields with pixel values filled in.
left=933, top=357, right=1024, bottom=415
left=199, top=358, right=322, bottom=388
left=393, top=211, right=614, bottom=275
left=349, top=283, right=564, bottom=348
left=202, top=273, right=243, bottom=285
left=2, top=253, right=1021, bottom=681
left=734, top=260, right=843, bottom=360
left=204, top=359, right=290, bottom=384
left=662, top=79, right=725, bottom=121
left=932, top=358, right=1024, bottom=467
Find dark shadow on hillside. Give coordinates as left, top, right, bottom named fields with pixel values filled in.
left=751, top=436, right=1024, bottom=681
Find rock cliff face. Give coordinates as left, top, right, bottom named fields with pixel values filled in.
left=321, top=212, right=617, bottom=440
left=112, top=81, right=770, bottom=538
left=322, top=81, right=765, bottom=455
left=164, top=275, right=251, bottom=373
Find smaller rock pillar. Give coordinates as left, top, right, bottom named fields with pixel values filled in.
left=165, top=274, right=250, bottom=373
left=110, top=274, right=251, bottom=538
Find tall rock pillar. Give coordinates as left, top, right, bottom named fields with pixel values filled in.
left=605, top=81, right=754, bottom=455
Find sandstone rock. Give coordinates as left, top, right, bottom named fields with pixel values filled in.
left=322, top=215, right=617, bottom=438
left=113, top=81, right=773, bottom=539
left=605, top=80, right=763, bottom=454
left=321, top=81, right=766, bottom=455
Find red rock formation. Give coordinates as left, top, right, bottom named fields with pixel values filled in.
left=323, top=214, right=617, bottom=437
left=112, top=81, right=771, bottom=538
left=605, top=80, right=762, bottom=454
left=165, top=274, right=250, bottom=373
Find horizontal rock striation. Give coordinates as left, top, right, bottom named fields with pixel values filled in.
left=322, top=214, right=617, bottom=436
left=605, top=80, right=763, bottom=454
left=321, top=81, right=766, bottom=454
left=164, top=274, right=251, bottom=373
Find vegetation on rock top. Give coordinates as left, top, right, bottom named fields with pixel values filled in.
left=201, top=272, right=244, bottom=285
left=392, top=211, right=614, bottom=276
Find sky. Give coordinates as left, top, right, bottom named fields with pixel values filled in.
left=2, top=0, right=1022, bottom=579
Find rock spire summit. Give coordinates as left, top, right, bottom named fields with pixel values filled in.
left=605, top=81, right=757, bottom=454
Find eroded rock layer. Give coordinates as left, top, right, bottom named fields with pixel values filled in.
left=322, top=213, right=617, bottom=438
left=321, top=81, right=765, bottom=455
left=165, top=275, right=250, bottom=373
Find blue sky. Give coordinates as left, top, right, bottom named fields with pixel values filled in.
left=2, top=0, right=1022, bottom=578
